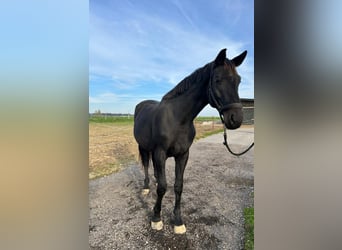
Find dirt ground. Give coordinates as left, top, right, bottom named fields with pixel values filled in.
left=89, top=128, right=254, bottom=249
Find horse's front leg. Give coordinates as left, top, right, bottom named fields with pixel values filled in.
left=173, top=150, right=189, bottom=234
left=151, top=148, right=167, bottom=230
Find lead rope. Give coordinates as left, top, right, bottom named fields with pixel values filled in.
left=220, top=115, right=254, bottom=156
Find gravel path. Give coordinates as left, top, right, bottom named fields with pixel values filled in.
left=89, top=128, right=254, bottom=249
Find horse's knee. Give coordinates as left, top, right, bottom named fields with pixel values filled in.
left=157, top=186, right=166, bottom=196
left=157, top=181, right=167, bottom=196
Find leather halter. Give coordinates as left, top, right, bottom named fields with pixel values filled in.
left=207, top=62, right=254, bottom=156
left=207, top=62, right=242, bottom=123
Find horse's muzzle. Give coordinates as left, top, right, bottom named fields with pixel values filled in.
left=221, top=103, right=243, bottom=129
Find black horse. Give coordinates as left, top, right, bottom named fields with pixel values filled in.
left=133, top=48, right=247, bottom=234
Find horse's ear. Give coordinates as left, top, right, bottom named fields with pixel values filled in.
left=231, top=50, right=247, bottom=67
left=214, top=48, right=227, bottom=66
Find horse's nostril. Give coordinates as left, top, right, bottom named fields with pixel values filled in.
left=230, top=114, right=235, bottom=123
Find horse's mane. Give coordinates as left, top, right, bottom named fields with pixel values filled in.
left=162, top=62, right=212, bottom=100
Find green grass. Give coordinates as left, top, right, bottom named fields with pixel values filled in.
left=194, top=116, right=221, bottom=122
left=89, top=115, right=134, bottom=124
left=243, top=207, right=254, bottom=250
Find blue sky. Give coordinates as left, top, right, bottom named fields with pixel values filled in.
left=90, top=0, right=254, bottom=116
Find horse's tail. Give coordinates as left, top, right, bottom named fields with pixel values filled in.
left=138, top=146, right=151, bottom=168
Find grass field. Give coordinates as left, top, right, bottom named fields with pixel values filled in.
left=244, top=207, right=254, bottom=250
left=89, top=115, right=223, bottom=179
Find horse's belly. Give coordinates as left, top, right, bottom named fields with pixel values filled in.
left=134, top=123, right=153, bottom=151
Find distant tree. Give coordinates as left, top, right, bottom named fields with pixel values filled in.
left=94, top=109, right=101, bottom=115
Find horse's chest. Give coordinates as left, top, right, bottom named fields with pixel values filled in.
left=167, top=127, right=195, bottom=156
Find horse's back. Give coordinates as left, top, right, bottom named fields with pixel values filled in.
left=134, top=100, right=159, bottom=118
left=134, top=100, right=159, bottom=151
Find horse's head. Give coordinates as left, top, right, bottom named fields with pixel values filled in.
left=208, top=49, right=247, bottom=130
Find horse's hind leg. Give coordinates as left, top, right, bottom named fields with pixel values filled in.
left=139, top=146, right=150, bottom=195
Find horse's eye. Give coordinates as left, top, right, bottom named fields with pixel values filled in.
left=214, top=77, right=221, bottom=84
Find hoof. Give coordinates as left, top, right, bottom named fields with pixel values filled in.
left=174, top=224, right=186, bottom=234
left=141, top=189, right=150, bottom=195
left=151, top=220, right=163, bottom=231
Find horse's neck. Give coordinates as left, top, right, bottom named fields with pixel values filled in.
left=170, top=69, right=211, bottom=123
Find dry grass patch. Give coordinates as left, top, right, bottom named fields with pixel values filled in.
left=89, top=122, right=138, bottom=179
